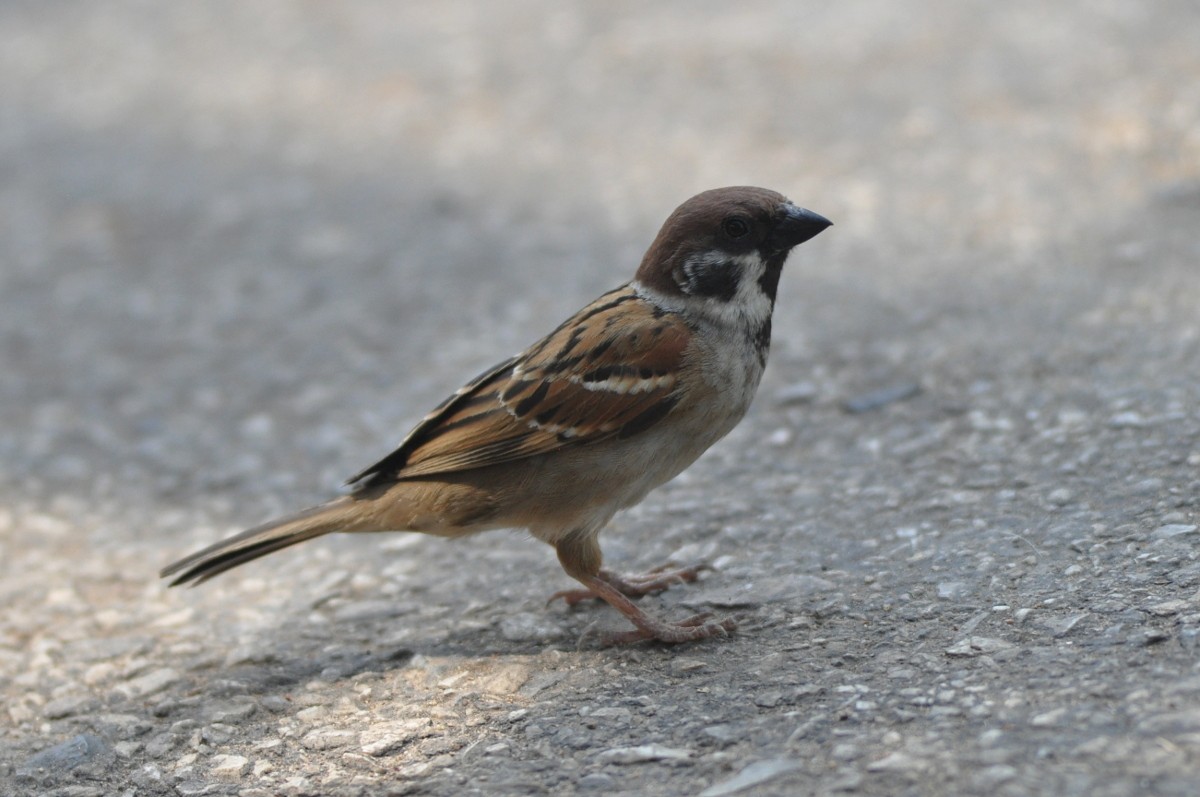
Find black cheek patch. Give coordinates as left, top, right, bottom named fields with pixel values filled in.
left=685, top=259, right=741, bottom=301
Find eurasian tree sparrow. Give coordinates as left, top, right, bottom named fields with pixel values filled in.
left=163, top=186, right=832, bottom=645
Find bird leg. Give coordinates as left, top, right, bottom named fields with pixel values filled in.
left=553, top=535, right=734, bottom=645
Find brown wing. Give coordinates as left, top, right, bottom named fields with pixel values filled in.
left=348, top=285, right=691, bottom=487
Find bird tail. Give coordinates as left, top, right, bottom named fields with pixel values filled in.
left=160, top=496, right=373, bottom=587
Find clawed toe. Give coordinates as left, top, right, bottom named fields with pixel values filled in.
left=548, top=561, right=714, bottom=607
left=546, top=588, right=598, bottom=607
left=608, top=562, right=712, bottom=596
left=593, top=614, right=737, bottom=646
left=551, top=549, right=732, bottom=647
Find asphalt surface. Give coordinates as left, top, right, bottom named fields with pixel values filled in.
left=3, top=2, right=1200, bottom=796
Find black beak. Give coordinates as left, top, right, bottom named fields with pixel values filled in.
left=768, top=204, right=833, bottom=252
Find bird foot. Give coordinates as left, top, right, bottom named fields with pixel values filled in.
left=593, top=612, right=737, bottom=646
left=547, top=562, right=711, bottom=607
left=561, top=567, right=735, bottom=646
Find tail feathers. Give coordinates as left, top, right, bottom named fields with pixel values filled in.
left=161, top=497, right=367, bottom=587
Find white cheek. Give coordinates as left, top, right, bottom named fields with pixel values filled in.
left=632, top=252, right=773, bottom=332
left=701, top=253, right=772, bottom=330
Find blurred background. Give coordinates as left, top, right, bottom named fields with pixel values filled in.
left=3, top=1, right=1195, bottom=517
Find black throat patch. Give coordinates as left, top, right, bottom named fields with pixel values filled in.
left=756, top=252, right=788, bottom=304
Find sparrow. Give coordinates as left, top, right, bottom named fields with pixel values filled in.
left=162, top=186, right=832, bottom=645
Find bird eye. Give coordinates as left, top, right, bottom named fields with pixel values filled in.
left=722, top=217, right=750, bottom=239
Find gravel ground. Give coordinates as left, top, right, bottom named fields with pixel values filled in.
left=3, top=2, right=1200, bottom=796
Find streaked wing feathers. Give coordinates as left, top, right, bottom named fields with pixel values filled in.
left=344, top=355, right=519, bottom=486
left=349, top=285, right=690, bottom=486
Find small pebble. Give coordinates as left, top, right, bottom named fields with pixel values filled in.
left=1047, top=488, right=1073, bottom=506
left=596, top=744, right=691, bottom=764
left=209, top=754, right=250, bottom=778
left=1153, top=524, right=1197, bottom=539
left=842, top=382, right=921, bottom=414
left=775, top=381, right=818, bottom=405
left=698, top=758, right=803, bottom=797
left=578, top=773, right=618, bottom=790
left=946, top=637, right=1015, bottom=657
left=300, top=728, right=358, bottom=750
left=867, top=751, right=928, bottom=772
